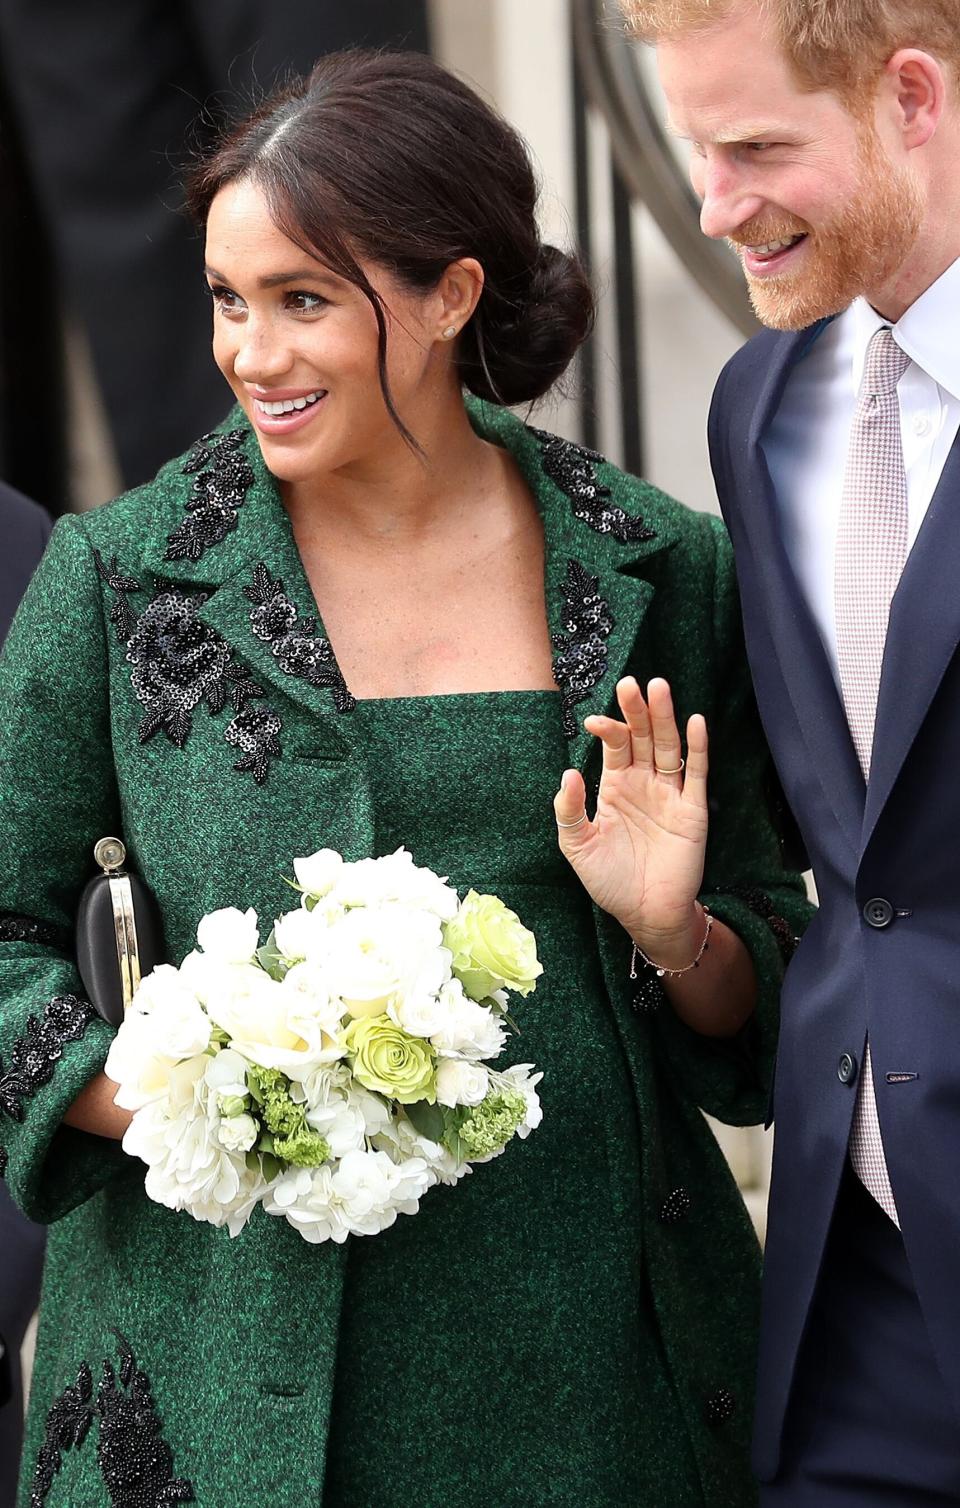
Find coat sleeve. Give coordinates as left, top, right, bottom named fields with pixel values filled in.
left=643, top=514, right=814, bottom=1126
left=0, top=513, right=130, bottom=1223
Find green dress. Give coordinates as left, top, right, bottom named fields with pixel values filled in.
left=0, top=401, right=812, bottom=1507
left=325, top=692, right=695, bottom=1503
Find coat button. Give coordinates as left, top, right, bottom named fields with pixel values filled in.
left=838, top=1052, right=858, bottom=1085
left=659, top=1188, right=691, bottom=1224
left=706, top=1389, right=736, bottom=1427
left=863, top=897, right=894, bottom=928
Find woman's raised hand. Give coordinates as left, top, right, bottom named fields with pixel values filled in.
left=554, top=677, right=709, bottom=966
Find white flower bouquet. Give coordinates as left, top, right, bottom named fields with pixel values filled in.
left=104, top=847, right=543, bottom=1242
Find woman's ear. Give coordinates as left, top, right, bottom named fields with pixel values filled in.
left=435, top=258, right=485, bottom=343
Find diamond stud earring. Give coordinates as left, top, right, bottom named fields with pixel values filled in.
left=442, top=325, right=458, bottom=339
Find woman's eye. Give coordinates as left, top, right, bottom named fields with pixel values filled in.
left=208, top=284, right=244, bottom=314
left=285, top=290, right=329, bottom=313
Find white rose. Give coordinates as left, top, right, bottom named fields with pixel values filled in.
left=273, top=907, right=329, bottom=965
left=333, top=849, right=459, bottom=919
left=131, top=965, right=211, bottom=1060
left=196, top=906, right=259, bottom=965
left=216, top=1113, right=259, bottom=1153
left=293, top=848, right=344, bottom=899
left=104, top=1011, right=178, bottom=1111
left=204, top=965, right=327, bottom=1077
left=387, top=991, right=448, bottom=1039
left=429, top=981, right=507, bottom=1061
left=435, top=1058, right=489, bottom=1108
left=324, top=904, right=448, bottom=1019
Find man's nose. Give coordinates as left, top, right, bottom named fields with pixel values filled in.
left=697, top=157, right=764, bottom=242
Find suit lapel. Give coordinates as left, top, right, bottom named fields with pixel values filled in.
left=737, top=325, right=866, bottom=852
left=863, top=435, right=960, bottom=847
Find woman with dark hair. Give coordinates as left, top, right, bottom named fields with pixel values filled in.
left=0, top=51, right=808, bottom=1507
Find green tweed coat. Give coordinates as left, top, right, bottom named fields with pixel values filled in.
left=0, top=402, right=810, bottom=1507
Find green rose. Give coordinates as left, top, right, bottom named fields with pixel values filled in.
left=443, top=891, right=543, bottom=1002
left=344, top=1015, right=437, bottom=1104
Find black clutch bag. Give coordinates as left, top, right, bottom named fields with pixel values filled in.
left=75, top=837, right=164, bottom=1028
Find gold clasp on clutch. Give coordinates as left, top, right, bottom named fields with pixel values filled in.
left=94, top=836, right=141, bottom=1012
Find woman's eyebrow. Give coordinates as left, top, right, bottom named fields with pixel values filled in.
left=204, top=264, right=341, bottom=289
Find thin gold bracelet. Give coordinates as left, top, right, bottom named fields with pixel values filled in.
left=629, top=905, right=713, bottom=980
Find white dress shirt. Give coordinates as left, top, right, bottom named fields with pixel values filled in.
left=761, top=257, right=960, bottom=682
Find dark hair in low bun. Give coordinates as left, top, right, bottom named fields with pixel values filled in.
left=188, top=50, right=595, bottom=441
left=460, top=244, right=595, bottom=407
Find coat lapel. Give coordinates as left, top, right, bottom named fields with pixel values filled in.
left=151, top=419, right=359, bottom=747
left=738, top=325, right=866, bottom=852
left=478, top=409, right=679, bottom=775
left=149, top=405, right=679, bottom=773
left=863, top=435, right=960, bottom=847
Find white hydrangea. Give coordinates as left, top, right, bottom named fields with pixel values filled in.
left=265, top=1148, right=434, bottom=1243
left=498, top=1063, right=544, bottom=1138
left=121, top=1055, right=267, bottom=1237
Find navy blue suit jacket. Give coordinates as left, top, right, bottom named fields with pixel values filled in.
left=0, top=480, right=50, bottom=1505
left=710, top=324, right=960, bottom=1481
left=0, top=483, right=51, bottom=644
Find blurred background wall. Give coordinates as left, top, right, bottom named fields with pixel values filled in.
left=0, top=0, right=772, bottom=1230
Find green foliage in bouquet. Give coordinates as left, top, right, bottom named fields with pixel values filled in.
left=247, top=1063, right=331, bottom=1168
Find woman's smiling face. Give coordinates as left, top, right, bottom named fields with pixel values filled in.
left=205, top=178, right=448, bottom=483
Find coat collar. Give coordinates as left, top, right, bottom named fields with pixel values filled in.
left=149, top=403, right=680, bottom=770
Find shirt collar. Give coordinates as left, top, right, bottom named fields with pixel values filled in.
left=849, top=255, right=960, bottom=402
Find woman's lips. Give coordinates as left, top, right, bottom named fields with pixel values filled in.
left=250, top=390, right=328, bottom=436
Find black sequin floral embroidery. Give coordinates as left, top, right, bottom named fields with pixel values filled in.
left=0, top=913, right=65, bottom=948
left=0, top=994, right=96, bottom=1124
left=551, top=560, right=614, bottom=737
left=244, top=562, right=356, bottom=712
left=225, top=705, right=283, bottom=785
left=122, top=586, right=280, bottom=783
left=165, top=428, right=254, bottom=563
left=723, top=886, right=799, bottom=966
left=31, top=1335, right=193, bottom=1507
left=31, top=1360, right=94, bottom=1506
left=96, top=544, right=284, bottom=784
left=126, top=586, right=261, bottom=747
left=94, top=552, right=142, bottom=644
left=532, top=429, right=655, bottom=544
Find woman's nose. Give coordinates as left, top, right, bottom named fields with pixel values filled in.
left=232, top=323, right=294, bottom=385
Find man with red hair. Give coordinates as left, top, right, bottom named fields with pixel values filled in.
left=629, top=0, right=960, bottom=1501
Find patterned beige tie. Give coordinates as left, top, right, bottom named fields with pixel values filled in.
left=835, top=326, right=910, bottom=1227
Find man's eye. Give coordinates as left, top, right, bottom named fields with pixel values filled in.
left=746, top=142, right=777, bottom=152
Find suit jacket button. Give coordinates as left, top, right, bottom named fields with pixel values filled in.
left=863, top=897, right=894, bottom=928
left=838, top=1052, right=858, bottom=1085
